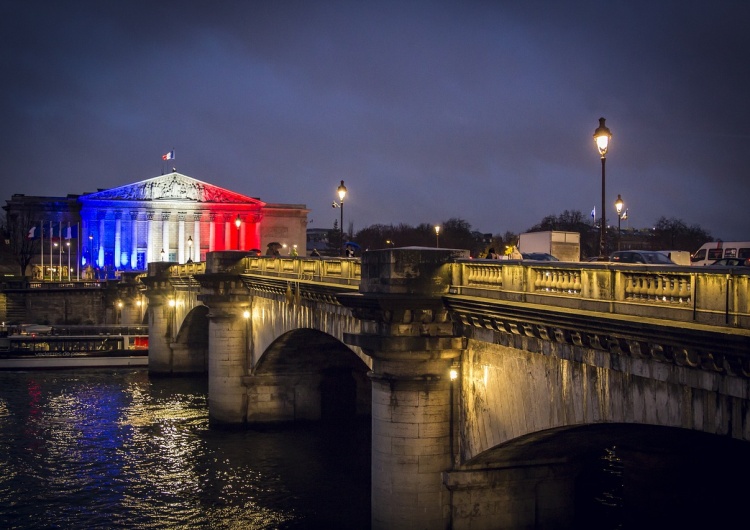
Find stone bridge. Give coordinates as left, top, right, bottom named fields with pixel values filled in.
left=139, top=249, right=750, bottom=530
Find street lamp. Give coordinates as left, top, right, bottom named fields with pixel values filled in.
left=235, top=215, right=242, bottom=250
left=187, top=236, right=193, bottom=263
left=593, top=117, right=612, bottom=256
left=614, top=194, right=624, bottom=251
left=336, top=180, right=347, bottom=255
left=435, top=225, right=441, bottom=248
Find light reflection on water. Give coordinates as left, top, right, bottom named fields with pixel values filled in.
left=0, top=369, right=370, bottom=529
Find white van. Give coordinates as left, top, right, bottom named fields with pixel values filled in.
left=690, top=241, right=750, bottom=266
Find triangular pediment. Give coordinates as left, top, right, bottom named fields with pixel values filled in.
left=80, top=172, right=264, bottom=205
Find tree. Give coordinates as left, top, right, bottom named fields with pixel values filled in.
left=354, top=218, right=485, bottom=256
left=4, top=205, right=41, bottom=277
left=651, top=217, right=711, bottom=252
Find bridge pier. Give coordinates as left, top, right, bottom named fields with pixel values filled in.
left=141, top=263, right=177, bottom=373
left=342, top=248, right=469, bottom=530
left=198, top=252, right=253, bottom=423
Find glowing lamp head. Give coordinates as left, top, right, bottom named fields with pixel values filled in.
left=235, top=215, right=241, bottom=229
left=337, top=180, right=347, bottom=202
left=615, top=194, right=624, bottom=215
left=243, top=310, right=250, bottom=319
left=450, top=368, right=458, bottom=381
left=593, top=117, right=611, bottom=157
left=435, top=225, right=440, bottom=235
left=168, top=298, right=176, bottom=308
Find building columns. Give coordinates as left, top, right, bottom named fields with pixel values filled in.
left=209, top=214, right=216, bottom=252
left=178, top=213, right=186, bottom=264
left=162, top=212, right=170, bottom=261
left=130, top=211, right=139, bottom=269
left=193, top=214, right=201, bottom=262
left=114, top=212, right=122, bottom=268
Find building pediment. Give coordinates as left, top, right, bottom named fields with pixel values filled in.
left=80, top=172, right=264, bottom=206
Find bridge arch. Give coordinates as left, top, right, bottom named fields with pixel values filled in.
left=247, top=328, right=371, bottom=423
left=170, top=304, right=209, bottom=373
left=448, top=422, right=750, bottom=528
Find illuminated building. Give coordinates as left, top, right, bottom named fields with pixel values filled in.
left=3, top=172, right=309, bottom=279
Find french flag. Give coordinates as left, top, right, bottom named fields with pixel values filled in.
left=162, top=150, right=175, bottom=160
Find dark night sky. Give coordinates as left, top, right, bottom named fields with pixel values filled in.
left=2, top=1, right=749, bottom=243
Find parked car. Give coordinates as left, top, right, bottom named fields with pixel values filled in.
left=609, top=250, right=676, bottom=264
left=707, top=257, right=750, bottom=267
left=521, top=252, right=559, bottom=261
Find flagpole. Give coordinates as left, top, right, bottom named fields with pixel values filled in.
left=40, top=221, right=44, bottom=281
left=58, top=224, right=62, bottom=281
left=49, top=221, right=52, bottom=281
left=77, top=222, right=80, bottom=281
left=67, top=222, right=71, bottom=281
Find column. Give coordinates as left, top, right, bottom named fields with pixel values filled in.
left=224, top=215, right=231, bottom=250
left=209, top=213, right=216, bottom=252
left=248, top=212, right=263, bottom=250
left=114, top=211, right=122, bottom=268
left=193, top=213, right=201, bottom=262
left=178, top=213, right=186, bottom=264
left=98, top=217, right=105, bottom=268
left=146, top=211, right=155, bottom=263
left=162, top=212, right=170, bottom=261
left=130, top=211, right=139, bottom=269
left=240, top=219, right=246, bottom=250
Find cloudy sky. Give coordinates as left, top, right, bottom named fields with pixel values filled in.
left=2, top=1, right=749, bottom=242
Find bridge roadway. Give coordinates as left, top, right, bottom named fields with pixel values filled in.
left=139, top=248, right=750, bottom=530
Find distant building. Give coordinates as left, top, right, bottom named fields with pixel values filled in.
left=3, top=172, right=309, bottom=279
left=306, top=227, right=333, bottom=255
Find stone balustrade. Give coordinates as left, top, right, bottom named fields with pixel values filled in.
left=156, top=255, right=750, bottom=331
left=242, top=255, right=361, bottom=286
left=452, top=260, right=750, bottom=328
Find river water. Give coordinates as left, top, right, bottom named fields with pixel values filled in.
left=0, top=369, right=370, bottom=530
left=2, top=368, right=748, bottom=529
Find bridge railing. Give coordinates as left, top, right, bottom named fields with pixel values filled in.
left=242, top=256, right=361, bottom=286
left=451, top=260, right=750, bottom=329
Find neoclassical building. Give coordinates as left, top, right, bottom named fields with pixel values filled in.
left=4, top=172, right=309, bottom=279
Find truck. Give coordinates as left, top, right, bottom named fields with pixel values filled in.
left=518, top=231, right=581, bottom=262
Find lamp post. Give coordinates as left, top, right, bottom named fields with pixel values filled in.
left=336, top=180, right=347, bottom=255
left=435, top=225, right=441, bottom=248
left=593, top=117, right=612, bottom=257
left=614, top=194, right=624, bottom=251
left=187, top=236, right=193, bottom=263
left=235, top=215, right=241, bottom=250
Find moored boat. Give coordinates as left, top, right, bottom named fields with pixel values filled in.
left=0, top=324, right=148, bottom=369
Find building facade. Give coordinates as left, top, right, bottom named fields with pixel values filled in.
left=4, top=172, right=309, bottom=279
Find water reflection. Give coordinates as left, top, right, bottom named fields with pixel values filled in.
left=0, top=369, right=370, bottom=530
